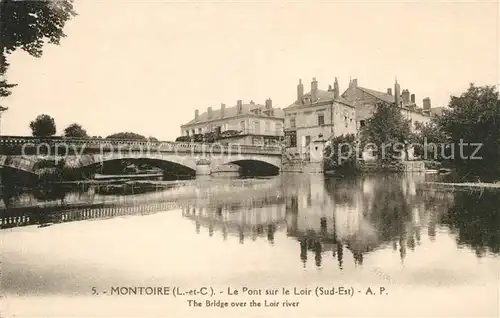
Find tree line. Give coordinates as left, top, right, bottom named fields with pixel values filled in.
left=27, top=113, right=157, bottom=141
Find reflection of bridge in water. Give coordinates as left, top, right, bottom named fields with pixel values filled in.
left=0, top=198, right=184, bottom=229
left=0, top=178, right=286, bottom=230
left=1, top=174, right=498, bottom=268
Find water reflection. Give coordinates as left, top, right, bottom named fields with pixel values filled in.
left=441, top=189, right=500, bottom=256
left=1, top=174, right=499, bottom=270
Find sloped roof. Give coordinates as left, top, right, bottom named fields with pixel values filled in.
left=284, top=89, right=354, bottom=109
left=357, top=87, right=396, bottom=104
left=183, top=103, right=284, bottom=126
left=354, top=86, right=429, bottom=115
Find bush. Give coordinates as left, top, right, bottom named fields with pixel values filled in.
left=323, top=134, right=358, bottom=174
left=175, top=136, right=191, bottom=142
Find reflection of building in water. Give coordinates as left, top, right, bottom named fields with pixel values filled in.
left=284, top=174, right=454, bottom=268
left=181, top=200, right=286, bottom=244
left=285, top=174, right=379, bottom=268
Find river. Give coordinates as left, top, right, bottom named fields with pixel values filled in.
left=0, top=173, right=498, bottom=317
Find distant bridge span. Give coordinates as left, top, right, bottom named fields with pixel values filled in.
left=0, top=136, right=283, bottom=177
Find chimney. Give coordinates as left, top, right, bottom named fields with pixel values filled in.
left=207, top=106, right=213, bottom=119
left=220, top=103, right=226, bottom=117
left=328, top=85, right=333, bottom=92
left=311, top=77, right=318, bottom=102
left=411, top=94, right=415, bottom=103
left=195, top=109, right=199, bottom=121
left=297, top=79, right=304, bottom=103
left=237, top=100, right=243, bottom=114
left=350, top=78, right=358, bottom=88
left=334, top=77, right=339, bottom=99
left=423, top=97, right=431, bottom=111
left=402, top=89, right=410, bottom=104
left=387, top=88, right=392, bottom=95
left=394, top=80, right=401, bottom=106
left=265, top=98, right=272, bottom=109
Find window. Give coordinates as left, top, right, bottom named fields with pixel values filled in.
left=290, top=118, right=296, bottom=128
left=344, top=116, right=348, bottom=127
left=265, top=121, right=270, bottom=132
left=240, top=121, right=245, bottom=132
left=254, top=120, right=260, bottom=134
left=305, top=135, right=311, bottom=147
left=360, top=120, right=366, bottom=128
left=318, top=114, right=325, bottom=126
left=197, top=128, right=202, bottom=134
left=276, top=122, right=283, bottom=132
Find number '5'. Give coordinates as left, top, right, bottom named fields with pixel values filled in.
left=92, top=287, right=97, bottom=295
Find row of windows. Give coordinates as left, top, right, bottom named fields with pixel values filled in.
left=288, top=114, right=358, bottom=129
left=287, top=113, right=334, bottom=128
left=285, top=132, right=327, bottom=149
left=286, top=108, right=327, bottom=117
left=184, top=120, right=284, bottom=136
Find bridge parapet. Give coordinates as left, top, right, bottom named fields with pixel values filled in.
left=0, top=136, right=282, bottom=156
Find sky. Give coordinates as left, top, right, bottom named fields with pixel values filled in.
left=1, top=0, right=499, bottom=141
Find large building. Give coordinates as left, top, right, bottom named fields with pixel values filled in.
left=341, top=79, right=443, bottom=161
left=341, top=79, right=434, bottom=132
left=283, top=78, right=357, bottom=162
left=180, top=99, right=284, bottom=146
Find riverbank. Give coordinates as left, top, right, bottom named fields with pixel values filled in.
left=424, top=181, right=500, bottom=190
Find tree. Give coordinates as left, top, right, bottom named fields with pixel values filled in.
left=106, top=132, right=147, bottom=140
left=437, top=84, right=500, bottom=179
left=30, top=114, right=56, bottom=137
left=64, top=123, right=88, bottom=138
left=412, top=120, right=448, bottom=162
left=323, top=134, right=358, bottom=174
left=0, top=0, right=77, bottom=97
left=360, top=102, right=411, bottom=163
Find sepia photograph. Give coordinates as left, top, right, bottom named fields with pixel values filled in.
left=0, top=0, right=499, bottom=317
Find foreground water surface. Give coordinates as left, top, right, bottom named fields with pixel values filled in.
left=1, top=173, right=499, bottom=317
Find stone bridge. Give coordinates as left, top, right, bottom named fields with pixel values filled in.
left=0, top=136, right=283, bottom=178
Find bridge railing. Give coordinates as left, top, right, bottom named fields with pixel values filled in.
left=0, top=136, right=282, bottom=155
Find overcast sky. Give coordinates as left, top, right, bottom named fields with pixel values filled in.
left=2, top=0, right=498, bottom=140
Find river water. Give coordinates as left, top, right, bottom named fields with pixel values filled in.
left=0, top=173, right=499, bottom=317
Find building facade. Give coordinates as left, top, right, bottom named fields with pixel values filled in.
left=341, top=79, right=433, bottom=133
left=180, top=99, right=284, bottom=146
left=341, top=79, right=439, bottom=160
left=283, top=78, right=357, bottom=163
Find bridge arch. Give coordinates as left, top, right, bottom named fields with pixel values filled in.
left=223, top=159, right=280, bottom=176
left=64, top=154, right=196, bottom=178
